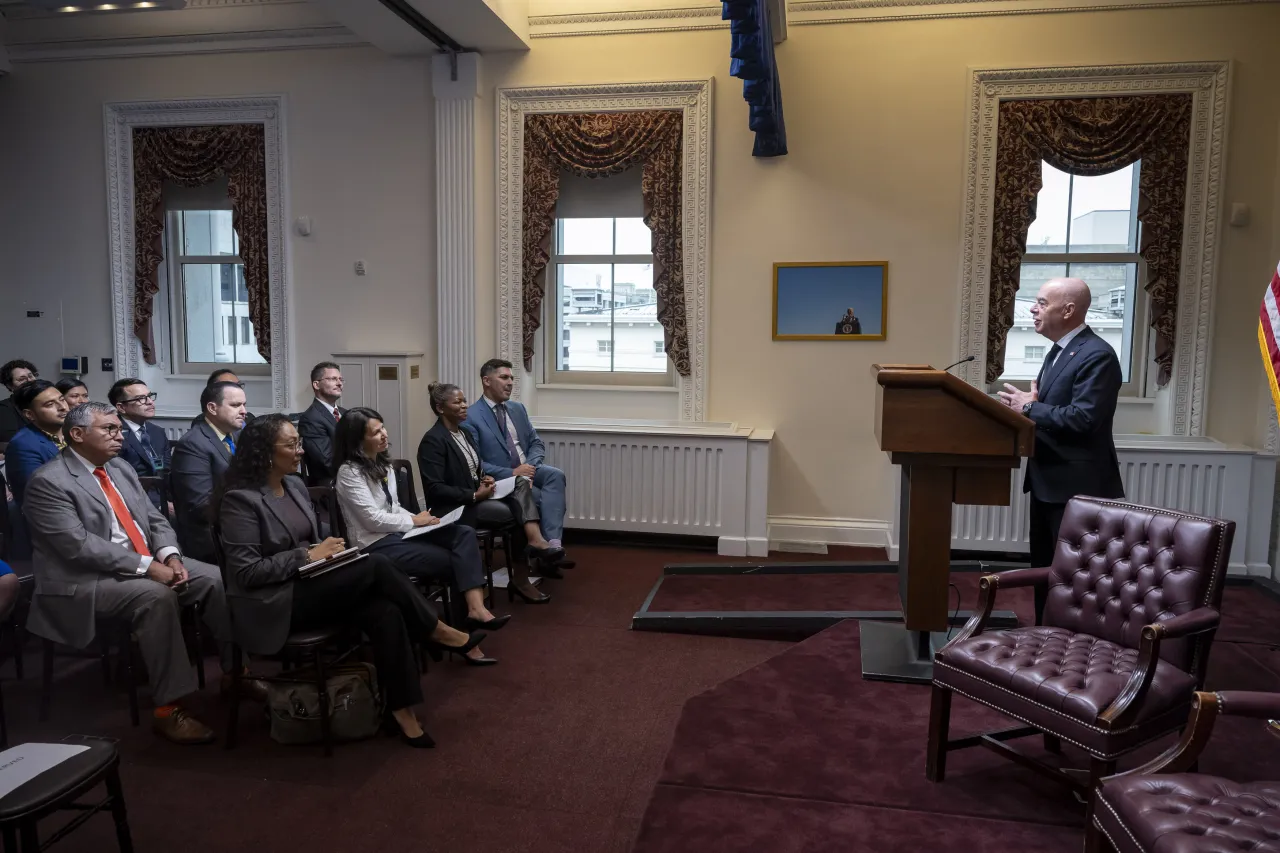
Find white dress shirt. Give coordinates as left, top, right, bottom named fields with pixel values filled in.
left=69, top=449, right=178, bottom=573
left=334, top=462, right=416, bottom=549
left=483, top=396, right=526, bottom=465
left=318, top=399, right=339, bottom=419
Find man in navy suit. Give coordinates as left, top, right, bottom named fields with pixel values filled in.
left=998, top=278, right=1124, bottom=616
left=170, top=381, right=246, bottom=562
left=110, top=378, right=171, bottom=507
left=296, top=361, right=346, bottom=485
left=464, top=359, right=571, bottom=566
left=5, top=379, right=69, bottom=506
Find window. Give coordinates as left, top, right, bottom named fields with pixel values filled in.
left=1000, top=162, right=1144, bottom=393
left=546, top=216, right=671, bottom=385
left=166, top=206, right=267, bottom=375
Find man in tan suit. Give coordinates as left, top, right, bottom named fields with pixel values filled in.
left=23, top=402, right=236, bottom=744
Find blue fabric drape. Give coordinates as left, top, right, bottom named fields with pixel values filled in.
left=723, top=0, right=787, bottom=157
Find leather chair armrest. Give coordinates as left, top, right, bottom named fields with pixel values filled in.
left=1157, top=606, right=1221, bottom=639
left=940, top=568, right=1050, bottom=649
left=1217, top=691, right=1280, bottom=720
left=1098, top=608, right=1221, bottom=729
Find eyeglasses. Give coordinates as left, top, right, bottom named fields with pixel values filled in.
left=276, top=439, right=303, bottom=451
left=121, top=392, right=158, bottom=404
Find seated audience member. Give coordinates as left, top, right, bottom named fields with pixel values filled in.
left=190, top=369, right=255, bottom=428
left=217, top=414, right=486, bottom=747
left=5, top=379, right=69, bottom=506
left=297, top=361, right=346, bottom=485
left=111, top=378, right=170, bottom=481
left=56, top=379, right=90, bottom=409
left=22, top=402, right=238, bottom=744
left=418, top=382, right=562, bottom=604
left=334, top=407, right=507, bottom=665
left=464, top=359, right=571, bottom=568
left=0, top=359, right=39, bottom=442
left=171, top=381, right=246, bottom=562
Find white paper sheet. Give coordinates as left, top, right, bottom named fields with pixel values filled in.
left=490, top=567, right=541, bottom=589
left=0, top=743, right=91, bottom=799
left=490, top=476, right=517, bottom=500
left=402, top=505, right=466, bottom=540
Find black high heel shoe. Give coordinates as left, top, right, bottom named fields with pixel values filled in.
left=462, top=652, right=499, bottom=666
left=526, top=544, right=565, bottom=563
left=508, top=580, right=551, bottom=605
left=384, top=716, right=436, bottom=749
left=425, top=630, right=487, bottom=657
left=463, top=614, right=511, bottom=632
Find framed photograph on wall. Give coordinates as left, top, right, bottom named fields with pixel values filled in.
left=772, top=261, right=888, bottom=341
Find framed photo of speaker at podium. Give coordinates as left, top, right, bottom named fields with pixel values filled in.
left=772, top=261, right=888, bottom=341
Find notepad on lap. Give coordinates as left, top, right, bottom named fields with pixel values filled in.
left=296, top=547, right=368, bottom=579
left=490, top=476, right=517, bottom=500
left=402, top=505, right=466, bottom=540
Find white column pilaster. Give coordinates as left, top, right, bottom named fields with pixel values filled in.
left=432, top=52, right=481, bottom=405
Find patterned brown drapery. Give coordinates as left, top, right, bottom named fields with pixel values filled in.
left=133, top=124, right=269, bottom=364
left=522, top=111, right=689, bottom=375
left=987, top=95, right=1192, bottom=385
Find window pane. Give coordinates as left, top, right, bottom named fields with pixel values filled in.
left=559, top=218, right=614, bottom=255
left=1069, top=163, right=1138, bottom=253
left=615, top=218, right=652, bottom=254
left=1067, top=262, right=1137, bottom=382
left=1000, top=263, right=1067, bottom=380
left=181, top=210, right=239, bottom=256
left=557, top=263, right=613, bottom=372
left=183, top=263, right=265, bottom=365
left=612, top=263, right=665, bottom=373
left=1025, top=163, right=1071, bottom=253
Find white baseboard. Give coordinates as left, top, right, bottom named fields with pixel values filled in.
left=718, top=536, right=770, bottom=558
left=766, top=516, right=892, bottom=551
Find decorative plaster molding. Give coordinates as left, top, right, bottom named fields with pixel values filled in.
left=957, top=62, right=1230, bottom=438
left=8, top=26, right=361, bottom=62
left=495, top=80, right=713, bottom=422
left=104, top=96, right=291, bottom=412
left=788, top=0, right=1279, bottom=23
left=528, top=4, right=726, bottom=38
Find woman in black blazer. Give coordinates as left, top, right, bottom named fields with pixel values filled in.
left=416, top=382, right=561, bottom=604
left=216, top=414, right=485, bottom=747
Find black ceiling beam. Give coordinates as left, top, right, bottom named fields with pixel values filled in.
left=375, top=0, right=470, bottom=53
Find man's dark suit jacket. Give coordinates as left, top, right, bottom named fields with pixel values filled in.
left=170, top=420, right=236, bottom=562
left=119, top=420, right=172, bottom=508
left=417, top=419, right=485, bottom=526
left=0, top=397, right=25, bottom=443
left=297, top=398, right=345, bottom=485
left=1022, top=325, right=1124, bottom=505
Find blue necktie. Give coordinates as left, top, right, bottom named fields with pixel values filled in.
left=223, top=435, right=236, bottom=455
left=494, top=404, right=522, bottom=468
left=138, top=427, right=162, bottom=471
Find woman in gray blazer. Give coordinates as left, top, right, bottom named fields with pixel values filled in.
left=216, top=414, right=486, bottom=748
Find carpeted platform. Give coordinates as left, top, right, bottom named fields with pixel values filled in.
left=632, top=577, right=1280, bottom=853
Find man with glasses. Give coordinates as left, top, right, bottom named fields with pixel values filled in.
left=23, top=402, right=238, bottom=744
left=171, top=381, right=247, bottom=562
left=0, top=359, right=40, bottom=442
left=110, top=379, right=171, bottom=508
left=297, top=361, right=346, bottom=485
left=5, top=379, right=70, bottom=507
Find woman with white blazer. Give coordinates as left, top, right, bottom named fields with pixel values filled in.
left=333, top=406, right=508, bottom=666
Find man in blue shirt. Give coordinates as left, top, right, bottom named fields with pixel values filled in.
left=5, top=379, right=70, bottom=506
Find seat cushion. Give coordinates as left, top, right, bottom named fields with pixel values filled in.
left=1096, top=774, right=1280, bottom=853
left=285, top=627, right=346, bottom=646
left=934, top=627, right=1197, bottom=755
left=0, top=741, right=118, bottom=820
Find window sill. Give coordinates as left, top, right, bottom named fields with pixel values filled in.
left=535, top=383, right=678, bottom=393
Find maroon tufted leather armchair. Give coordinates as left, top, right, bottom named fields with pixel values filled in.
left=1089, top=691, right=1280, bottom=853
left=925, top=497, right=1235, bottom=798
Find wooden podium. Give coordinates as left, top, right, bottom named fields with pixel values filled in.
left=859, top=363, right=1035, bottom=683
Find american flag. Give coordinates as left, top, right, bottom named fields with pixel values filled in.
left=1260, top=259, right=1280, bottom=418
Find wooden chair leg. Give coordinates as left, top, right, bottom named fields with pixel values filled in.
left=0, top=678, right=8, bottom=751
left=925, top=683, right=952, bottom=782
left=189, top=603, right=205, bottom=690
left=104, top=761, right=135, bottom=853
left=39, top=639, right=54, bottom=722
left=11, top=624, right=24, bottom=682
left=122, top=631, right=140, bottom=728
left=17, top=822, right=37, bottom=853
left=3, top=823, right=18, bottom=853
left=314, top=652, right=332, bottom=758
left=100, top=634, right=113, bottom=688
left=224, top=645, right=243, bottom=751
left=483, top=536, right=495, bottom=607
left=504, top=534, right=516, bottom=604
left=1084, top=818, right=1112, bottom=853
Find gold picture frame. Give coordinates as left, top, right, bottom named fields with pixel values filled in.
left=772, top=261, right=888, bottom=341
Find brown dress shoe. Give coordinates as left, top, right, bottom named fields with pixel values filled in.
left=220, top=673, right=270, bottom=703
left=152, top=708, right=216, bottom=745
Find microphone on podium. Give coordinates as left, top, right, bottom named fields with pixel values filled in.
left=941, top=355, right=976, bottom=373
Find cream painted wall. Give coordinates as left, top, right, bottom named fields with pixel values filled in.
left=0, top=46, right=437, bottom=445
left=477, top=5, right=1280, bottom=524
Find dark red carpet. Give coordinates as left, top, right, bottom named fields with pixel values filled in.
left=634, top=570, right=1280, bottom=853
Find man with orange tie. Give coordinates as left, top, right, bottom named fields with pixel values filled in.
left=23, top=402, right=236, bottom=744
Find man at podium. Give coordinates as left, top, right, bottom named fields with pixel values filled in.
left=997, top=278, right=1124, bottom=597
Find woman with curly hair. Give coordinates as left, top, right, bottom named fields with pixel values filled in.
left=215, top=414, right=485, bottom=747
left=333, top=407, right=507, bottom=666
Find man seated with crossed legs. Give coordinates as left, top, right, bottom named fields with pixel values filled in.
left=463, top=359, right=573, bottom=573
left=23, top=402, right=250, bottom=744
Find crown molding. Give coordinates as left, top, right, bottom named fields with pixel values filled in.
left=6, top=25, right=361, bottom=61
left=528, top=4, right=726, bottom=38
left=956, top=61, right=1231, bottom=439
left=789, top=0, right=1280, bottom=23
left=495, top=79, right=713, bottom=422
left=104, top=95, right=292, bottom=411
